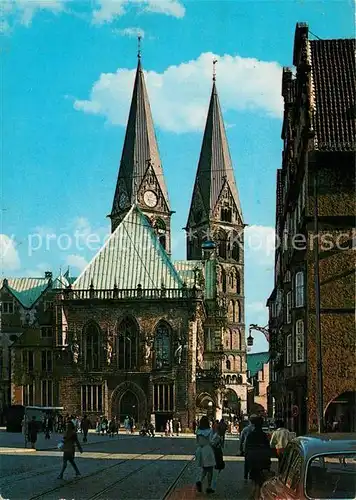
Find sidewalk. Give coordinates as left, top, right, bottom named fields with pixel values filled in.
left=0, top=429, right=123, bottom=451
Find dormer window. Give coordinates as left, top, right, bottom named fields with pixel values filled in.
left=221, top=207, right=232, bottom=222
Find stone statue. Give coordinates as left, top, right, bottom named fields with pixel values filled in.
left=144, top=340, right=152, bottom=364
left=107, top=343, right=113, bottom=364
left=197, top=348, right=204, bottom=369
left=174, top=340, right=183, bottom=365
left=72, top=342, right=79, bottom=364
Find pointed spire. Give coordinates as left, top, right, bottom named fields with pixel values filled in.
left=187, top=78, right=243, bottom=225
left=111, top=45, right=169, bottom=220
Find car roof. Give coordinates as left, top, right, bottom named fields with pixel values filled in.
left=292, top=433, right=356, bottom=459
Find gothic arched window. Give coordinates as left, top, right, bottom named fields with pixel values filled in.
left=117, top=317, right=138, bottom=370
left=154, top=322, right=171, bottom=370
left=229, top=329, right=234, bottom=350
left=232, top=242, right=240, bottom=261
left=237, top=301, right=242, bottom=323
left=217, top=230, right=227, bottom=259
left=84, top=322, right=101, bottom=370
left=226, top=359, right=231, bottom=370
left=229, top=271, right=234, bottom=289
left=222, top=268, right=227, bottom=293
left=236, top=271, right=241, bottom=294
left=159, top=235, right=166, bottom=250
left=228, top=300, right=234, bottom=322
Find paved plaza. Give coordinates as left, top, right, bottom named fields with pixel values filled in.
left=0, top=430, right=276, bottom=499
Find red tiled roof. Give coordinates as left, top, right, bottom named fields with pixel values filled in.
left=310, top=38, right=356, bottom=152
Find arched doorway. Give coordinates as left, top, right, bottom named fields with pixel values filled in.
left=325, top=391, right=356, bottom=432
left=119, top=391, right=138, bottom=423
left=111, top=381, right=147, bottom=426
left=223, top=389, right=241, bottom=419
left=196, top=393, right=216, bottom=421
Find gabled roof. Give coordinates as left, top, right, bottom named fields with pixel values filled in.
left=247, top=351, right=270, bottom=377
left=0, top=278, right=50, bottom=308
left=187, top=82, right=243, bottom=225
left=111, top=57, right=170, bottom=215
left=74, top=205, right=183, bottom=290
left=310, top=38, right=356, bottom=152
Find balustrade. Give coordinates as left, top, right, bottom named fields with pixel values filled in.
left=62, top=287, right=201, bottom=301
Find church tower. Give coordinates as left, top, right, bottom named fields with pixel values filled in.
left=186, top=68, right=247, bottom=413
left=110, top=41, right=171, bottom=254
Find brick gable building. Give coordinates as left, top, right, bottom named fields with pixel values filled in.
left=268, top=24, right=355, bottom=434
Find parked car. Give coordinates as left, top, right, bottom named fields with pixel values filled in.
left=260, top=433, right=356, bottom=500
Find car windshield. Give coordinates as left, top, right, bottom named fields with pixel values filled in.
left=306, top=453, right=356, bottom=499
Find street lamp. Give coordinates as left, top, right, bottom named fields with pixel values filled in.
left=247, top=333, right=254, bottom=347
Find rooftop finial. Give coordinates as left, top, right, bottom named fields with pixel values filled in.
left=138, top=35, right=142, bottom=60
left=213, top=58, right=218, bottom=82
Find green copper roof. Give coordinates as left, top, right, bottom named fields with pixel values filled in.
left=0, top=278, right=50, bottom=308
left=247, top=352, right=270, bottom=377
left=174, top=259, right=216, bottom=300
left=74, top=205, right=183, bottom=290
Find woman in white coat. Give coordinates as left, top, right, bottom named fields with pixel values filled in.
left=195, top=416, right=216, bottom=494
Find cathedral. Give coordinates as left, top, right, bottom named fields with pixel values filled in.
left=1, top=50, right=247, bottom=431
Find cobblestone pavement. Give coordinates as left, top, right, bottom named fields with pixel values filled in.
left=0, top=432, right=274, bottom=500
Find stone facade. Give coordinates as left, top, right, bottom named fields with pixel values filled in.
left=267, top=24, right=356, bottom=434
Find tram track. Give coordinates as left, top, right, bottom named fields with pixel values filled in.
left=26, top=446, right=162, bottom=500
left=0, top=436, right=133, bottom=483
left=160, top=458, right=194, bottom=500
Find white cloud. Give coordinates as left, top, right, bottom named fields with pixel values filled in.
left=92, top=0, right=185, bottom=24
left=74, top=52, right=283, bottom=133
left=113, top=26, right=145, bottom=38
left=1, top=0, right=65, bottom=32
left=66, top=254, right=88, bottom=272
left=0, top=234, right=21, bottom=271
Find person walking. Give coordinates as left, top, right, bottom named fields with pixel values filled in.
left=239, top=415, right=256, bottom=482
left=245, top=416, right=272, bottom=499
left=270, top=420, right=292, bottom=470
left=28, top=416, right=38, bottom=450
left=211, top=423, right=225, bottom=491
left=219, top=418, right=227, bottom=448
left=81, top=415, right=90, bottom=443
left=57, top=420, right=83, bottom=480
left=195, top=416, right=216, bottom=495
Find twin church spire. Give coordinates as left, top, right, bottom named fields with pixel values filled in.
left=111, top=44, right=243, bottom=259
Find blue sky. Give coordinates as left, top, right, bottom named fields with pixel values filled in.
left=1, top=0, right=354, bottom=352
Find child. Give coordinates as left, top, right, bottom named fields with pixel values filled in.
left=195, top=416, right=216, bottom=494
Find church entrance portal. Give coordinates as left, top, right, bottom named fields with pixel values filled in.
left=111, top=381, right=148, bottom=426
left=119, top=391, right=138, bottom=424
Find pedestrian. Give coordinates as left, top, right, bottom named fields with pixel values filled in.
left=270, top=420, right=292, bottom=470
left=169, top=419, right=173, bottom=437
left=195, top=415, right=216, bottom=495
left=192, top=419, right=197, bottom=434
left=211, top=423, right=225, bottom=491
left=239, top=415, right=256, bottom=482
left=44, top=416, right=51, bottom=440
left=81, top=415, right=90, bottom=443
left=124, top=416, right=130, bottom=434
left=57, top=420, right=83, bottom=480
left=219, top=418, right=227, bottom=447
left=129, top=416, right=134, bottom=434
left=28, top=416, right=38, bottom=450
left=108, top=418, right=116, bottom=437
left=245, top=416, right=272, bottom=499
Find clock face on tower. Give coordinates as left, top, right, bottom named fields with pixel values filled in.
left=144, top=190, right=158, bottom=208
left=118, top=192, right=128, bottom=209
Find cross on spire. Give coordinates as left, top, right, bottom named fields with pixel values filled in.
left=138, top=35, right=142, bottom=59
left=213, top=59, right=218, bottom=82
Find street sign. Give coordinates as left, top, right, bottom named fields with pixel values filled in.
left=292, top=405, right=299, bottom=417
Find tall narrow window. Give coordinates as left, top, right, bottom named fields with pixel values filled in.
left=236, top=271, right=241, bottom=294
left=41, top=351, right=53, bottom=372
left=41, top=380, right=53, bottom=406
left=81, top=385, right=103, bottom=412
left=154, top=322, right=171, bottom=370
left=295, top=320, right=305, bottom=362
left=117, top=318, right=138, bottom=370
left=232, top=242, right=239, bottom=261
left=221, top=268, right=227, bottom=293
left=286, top=291, right=292, bottom=324
left=237, top=301, right=241, bottom=323
left=226, top=359, right=231, bottom=370
left=23, top=384, right=34, bottom=406
left=295, top=272, right=304, bottom=307
left=84, top=322, right=101, bottom=370
left=217, top=230, right=227, bottom=259
left=286, top=334, right=292, bottom=366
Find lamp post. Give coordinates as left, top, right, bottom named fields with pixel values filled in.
left=207, top=401, right=213, bottom=420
